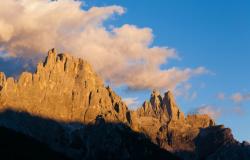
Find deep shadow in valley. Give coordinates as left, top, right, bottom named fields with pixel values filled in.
left=0, top=109, right=181, bottom=160
left=0, top=125, right=70, bottom=160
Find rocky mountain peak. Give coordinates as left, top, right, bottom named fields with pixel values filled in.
left=137, top=90, right=168, bottom=123
left=0, top=49, right=128, bottom=123
left=150, top=89, right=162, bottom=110
left=0, top=72, right=5, bottom=88
left=0, top=49, right=249, bottom=160
left=162, top=90, right=185, bottom=121
left=164, top=90, right=174, bottom=99
left=137, top=90, right=184, bottom=122
left=151, top=89, right=161, bottom=98
left=43, top=48, right=57, bottom=68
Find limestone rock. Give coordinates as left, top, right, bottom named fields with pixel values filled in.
left=162, top=91, right=185, bottom=121
left=137, top=90, right=185, bottom=123
left=195, top=125, right=250, bottom=160
left=0, top=49, right=128, bottom=124
left=0, top=49, right=249, bottom=160
left=0, top=72, right=5, bottom=87
left=132, top=89, right=250, bottom=160
left=133, top=90, right=219, bottom=159
left=186, top=114, right=215, bottom=128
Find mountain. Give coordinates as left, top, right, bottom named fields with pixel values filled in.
left=0, top=49, right=178, bottom=160
left=0, top=48, right=127, bottom=123
left=131, top=90, right=250, bottom=159
left=0, top=49, right=249, bottom=160
left=0, top=125, right=70, bottom=160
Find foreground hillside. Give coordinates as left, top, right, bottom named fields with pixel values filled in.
left=0, top=125, right=69, bottom=160
left=0, top=49, right=249, bottom=160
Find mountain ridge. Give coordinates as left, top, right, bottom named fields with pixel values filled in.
left=0, top=49, right=249, bottom=160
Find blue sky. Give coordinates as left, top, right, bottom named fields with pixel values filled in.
left=84, top=0, right=250, bottom=142
left=0, top=0, right=249, bottom=142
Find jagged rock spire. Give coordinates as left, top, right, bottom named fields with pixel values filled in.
left=137, top=90, right=168, bottom=122
left=0, top=72, right=6, bottom=88
left=150, top=89, right=162, bottom=110
left=0, top=49, right=128, bottom=123
left=137, top=90, right=184, bottom=122
left=162, top=91, right=185, bottom=121
left=44, top=48, right=57, bottom=68
left=0, top=49, right=247, bottom=160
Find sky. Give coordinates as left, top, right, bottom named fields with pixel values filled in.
left=0, top=0, right=249, bottom=142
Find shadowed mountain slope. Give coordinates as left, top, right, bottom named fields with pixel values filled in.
left=0, top=109, right=180, bottom=160
left=0, top=49, right=249, bottom=160
left=0, top=125, right=69, bottom=160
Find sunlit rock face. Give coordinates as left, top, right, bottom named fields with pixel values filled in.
left=137, top=90, right=185, bottom=122
left=0, top=49, right=249, bottom=160
left=0, top=49, right=128, bottom=123
left=130, top=89, right=215, bottom=156
left=0, top=72, right=5, bottom=92
left=130, top=90, right=250, bottom=159
left=0, top=50, right=180, bottom=159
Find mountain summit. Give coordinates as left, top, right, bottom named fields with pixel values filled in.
left=0, top=49, right=128, bottom=123
left=0, top=49, right=249, bottom=160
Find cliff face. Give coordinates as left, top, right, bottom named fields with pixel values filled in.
left=0, top=49, right=249, bottom=160
left=0, top=49, right=128, bottom=124
left=130, top=89, right=250, bottom=160
left=130, top=89, right=215, bottom=157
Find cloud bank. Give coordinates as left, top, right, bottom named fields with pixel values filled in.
left=231, top=92, right=250, bottom=103
left=217, top=92, right=225, bottom=100
left=217, top=92, right=250, bottom=103
left=194, top=105, right=222, bottom=119
left=123, top=97, right=140, bottom=109
left=0, top=0, right=207, bottom=90
left=193, top=103, right=246, bottom=120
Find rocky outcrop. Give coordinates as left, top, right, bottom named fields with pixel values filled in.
left=137, top=90, right=185, bottom=122
left=130, top=90, right=215, bottom=158
left=0, top=72, right=5, bottom=87
left=130, top=89, right=250, bottom=160
left=0, top=49, right=128, bottom=124
left=0, top=49, right=179, bottom=160
left=0, top=109, right=180, bottom=160
left=195, top=125, right=250, bottom=160
left=0, top=49, right=249, bottom=160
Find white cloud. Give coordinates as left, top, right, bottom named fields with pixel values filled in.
left=193, top=103, right=247, bottom=120
left=217, top=92, right=225, bottom=100
left=217, top=92, right=250, bottom=103
left=195, top=105, right=221, bottom=119
left=190, top=92, right=198, bottom=100
left=123, top=97, right=139, bottom=109
left=175, top=83, right=198, bottom=101
left=0, top=20, right=14, bottom=41
left=231, top=92, right=250, bottom=103
left=0, top=0, right=208, bottom=90
left=232, top=106, right=245, bottom=116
